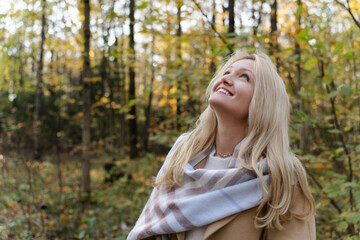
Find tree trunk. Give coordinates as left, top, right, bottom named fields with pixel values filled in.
left=115, top=36, right=127, bottom=147
left=269, top=0, right=280, bottom=70
left=144, top=0, right=155, bottom=151
left=295, top=0, right=306, bottom=153
left=175, top=1, right=182, bottom=131
left=209, top=0, right=216, bottom=74
left=33, top=0, right=46, bottom=160
left=228, top=0, right=235, bottom=34
left=129, top=0, right=137, bottom=158
left=81, top=0, right=91, bottom=197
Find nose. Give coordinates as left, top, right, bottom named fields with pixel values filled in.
left=221, top=75, right=233, bottom=85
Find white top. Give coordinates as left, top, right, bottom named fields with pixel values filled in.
left=185, top=148, right=233, bottom=240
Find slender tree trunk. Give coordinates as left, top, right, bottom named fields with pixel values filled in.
left=115, top=36, right=126, bottom=147
left=228, top=0, right=235, bottom=34
left=144, top=0, right=155, bottom=151
left=129, top=0, right=137, bottom=158
left=349, top=30, right=360, bottom=134
left=295, top=0, right=307, bottom=152
left=269, top=0, right=279, bottom=69
left=227, top=0, right=235, bottom=51
left=19, top=43, right=25, bottom=88
left=175, top=1, right=182, bottom=130
left=209, top=0, right=216, bottom=74
left=33, top=0, right=46, bottom=160
left=81, top=0, right=91, bottom=197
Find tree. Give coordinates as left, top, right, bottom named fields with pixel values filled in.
left=129, top=0, right=137, bottom=158
left=81, top=0, right=91, bottom=197
left=33, top=0, right=46, bottom=160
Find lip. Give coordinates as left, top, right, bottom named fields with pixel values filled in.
left=215, top=86, right=233, bottom=96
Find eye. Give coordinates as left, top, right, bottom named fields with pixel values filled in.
left=239, top=74, right=250, bottom=81
left=223, top=71, right=230, bottom=75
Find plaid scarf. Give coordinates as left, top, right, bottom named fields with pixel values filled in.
left=127, top=134, right=268, bottom=240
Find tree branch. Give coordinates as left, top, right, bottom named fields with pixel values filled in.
left=305, top=166, right=342, bottom=214
left=335, top=0, right=360, bottom=29
left=191, top=0, right=233, bottom=53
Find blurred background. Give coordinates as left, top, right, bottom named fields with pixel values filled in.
left=0, top=0, right=359, bottom=239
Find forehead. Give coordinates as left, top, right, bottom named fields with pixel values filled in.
left=228, top=59, right=254, bottom=71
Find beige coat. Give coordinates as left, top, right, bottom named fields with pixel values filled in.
left=170, top=185, right=316, bottom=240
left=145, top=159, right=316, bottom=240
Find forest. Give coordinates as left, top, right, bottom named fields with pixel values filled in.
left=0, top=0, right=359, bottom=239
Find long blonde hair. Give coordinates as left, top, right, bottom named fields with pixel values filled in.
left=156, top=50, right=315, bottom=230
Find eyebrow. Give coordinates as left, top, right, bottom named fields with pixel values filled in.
left=225, top=67, right=255, bottom=78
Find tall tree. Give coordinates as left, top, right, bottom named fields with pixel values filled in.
left=33, top=0, right=46, bottom=160
left=294, top=0, right=306, bottom=152
left=228, top=0, right=235, bottom=34
left=81, top=0, right=91, bottom=197
left=144, top=0, right=155, bottom=151
left=175, top=1, right=183, bottom=130
left=209, top=0, right=217, bottom=74
left=129, top=0, right=137, bottom=158
left=269, top=0, right=279, bottom=69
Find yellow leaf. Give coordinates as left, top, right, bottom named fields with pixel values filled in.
left=182, top=95, right=190, bottom=100
left=162, top=90, right=168, bottom=97
left=48, top=220, right=56, bottom=228
left=169, top=87, right=177, bottom=95
left=100, top=97, right=110, bottom=104
left=44, top=90, right=51, bottom=96
left=60, top=214, right=69, bottom=224
left=158, top=98, right=167, bottom=107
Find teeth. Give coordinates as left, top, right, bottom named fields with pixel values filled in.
left=217, top=88, right=231, bottom=96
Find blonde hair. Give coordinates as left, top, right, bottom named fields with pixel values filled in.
left=156, top=50, right=315, bottom=230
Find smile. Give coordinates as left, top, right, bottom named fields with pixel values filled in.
left=216, top=87, right=233, bottom=96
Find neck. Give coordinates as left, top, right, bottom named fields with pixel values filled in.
left=215, top=115, right=247, bottom=157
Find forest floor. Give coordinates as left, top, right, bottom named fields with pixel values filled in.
left=0, top=149, right=359, bottom=239
left=0, top=150, right=164, bottom=239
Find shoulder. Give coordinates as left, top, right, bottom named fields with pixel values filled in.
left=267, top=183, right=316, bottom=240
left=205, top=184, right=316, bottom=240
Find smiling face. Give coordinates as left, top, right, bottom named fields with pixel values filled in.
left=209, top=59, right=255, bottom=122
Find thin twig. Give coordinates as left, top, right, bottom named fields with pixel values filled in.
left=191, top=0, right=233, bottom=53
left=305, top=166, right=342, bottom=213
left=335, top=0, right=360, bottom=29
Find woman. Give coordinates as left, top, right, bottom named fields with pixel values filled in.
left=128, top=50, right=316, bottom=240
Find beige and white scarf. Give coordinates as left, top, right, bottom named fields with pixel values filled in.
left=127, top=134, right=268, bottom=240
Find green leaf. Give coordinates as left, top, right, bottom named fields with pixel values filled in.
left=181, top=36, right=190, bottom=42
left=297, top=27, right=310, bottom=41
left=282, top=54, right=299, bottom=62
left=355, top=145, right=360, bottom=153
left=333, top=43, right=344, bottom=56
left=119, top=99, right=136, bottom=114
left=304, top=57, right=318, bottom=70
left=327, top=129, right=342, bottom=134
left=336, top=221, right=348, bottom=232
left=323, top=75, right=332, bottom=84
left=137, top=1, right=148, bottom=9
left=340, top=86, right=352, bottom=94
left=343, top=51, right=356, bottom=59
left=323, top=62, right=334, bottom=84
left=295, top=4, right=303, bottom=18
left=79, top=230, right=86, bottom=239
left=328, top=90, right=338, bottom=98
left=340, top=182, right=358, bottom=188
